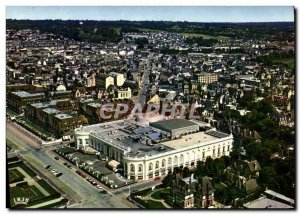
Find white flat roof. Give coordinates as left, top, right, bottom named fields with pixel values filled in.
left=244, top=197, right=293, bottom=209
left=264, top=190, right=294, bottom=205
left=161, top=131, right=219, bottom=149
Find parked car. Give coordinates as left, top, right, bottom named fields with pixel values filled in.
left=63, top=162, right=68, bottom=166
left=67, top=164, right=72, bottom=169
left=45, top=165, right=51, bottom=169
left=54, top=156, right=59, bottom=160
left=56, top=172, right=63, bottom=177
left=114, top=168, right=123, bottom=173
left=96, top=185, right=103, bottom=189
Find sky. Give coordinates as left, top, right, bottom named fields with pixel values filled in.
left=6, top=6, right=294, bottom=22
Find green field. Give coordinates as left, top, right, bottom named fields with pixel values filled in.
left=9, top=169, right=24, bottom=184
left=134, top=198, right=166, bottom=209
left=274, top=58, right=295, bottom=70
left=151, top=188, right=170, bottom=200
left=112, top=27, right=122, bottom=35
left=10, top=183, right=45, bottom=206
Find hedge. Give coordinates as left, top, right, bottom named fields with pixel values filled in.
left=38, top=198, right=69, bottom=209
left=8, top=162, right=37, bottom=177
left=13, top=194, right=62, bottom=208
left=36, top=180, right=59, bottom=196
left=7, top=156, right=20, bottom=163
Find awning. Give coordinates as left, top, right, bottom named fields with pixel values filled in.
left=107, top=160, right=120, bottom=170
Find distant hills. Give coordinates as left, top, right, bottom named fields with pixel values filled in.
left=6, top=19, right=294, bottom=43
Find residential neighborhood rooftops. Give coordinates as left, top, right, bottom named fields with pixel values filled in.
left=54, top=113, right=73, bottom=120
left=11, top=91, right=44, bottom=97
left=42, top=108, right=61, bottom=115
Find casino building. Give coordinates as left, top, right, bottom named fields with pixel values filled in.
left=74, top=118, right=233, bottom=181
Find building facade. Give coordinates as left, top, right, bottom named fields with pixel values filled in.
left=75, top=119, right=233, bottom=181
left=197, top=73, right=218, bottom=84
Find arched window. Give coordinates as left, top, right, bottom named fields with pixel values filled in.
left=180, top=154, right=184, bottom=164
left=186, top=153, right=190, bottom=162
left=130, top=164, right=135, bottom=172
left=174, top=156, right=178, bottom=165
left=192, top=151, right=196, bottom=162
left=138, top=164, right=143, bottom=172
left=149, top=163, right=153, bottom=171
left=155, top=161, right=159, bottom=169
left=168, top=157, right=172, bottom=166
left=162, top=159, right=166, bottom=167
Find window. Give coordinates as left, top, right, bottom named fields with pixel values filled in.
left=213, top=149, right=215, bottom=155
left=227, top=145, right=230, bottom=151
left=130, top=164, right=135, bottom=172
left=174, top=156, right=178, bottom=165
left=149, top=163, right=153, bottom=171
left=162, top=159, right=166, bottom=167
left=168, top=157, right=172, bottom=166
left=138, top=164, right=143, bottom=172
left=202, top=151, right=205, bottom=158
left=180, top=154, right=184, bottom=165
left=155, top=161, right=159, bottom=169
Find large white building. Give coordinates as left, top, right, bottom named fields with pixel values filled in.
left=74, top=119, right=233, bottom=181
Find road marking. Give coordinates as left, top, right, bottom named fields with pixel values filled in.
left=107, top=191, right=115, bottom=196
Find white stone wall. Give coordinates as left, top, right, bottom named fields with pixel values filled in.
left=123, top=138, right=233, bottom=181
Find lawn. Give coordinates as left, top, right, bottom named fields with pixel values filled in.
left=9, top=169, right=24, bottom=184
left=274, top=58, right=295, bottom=70
left=56, top=147, right=77, bottom=155
left=10, top=183, right=45, bottom=206
left=134, top=198, right=166, bottom=209
left=8, top=162, right=37, bottom=177
left=151, top=188, right=170, bottom=200
left=214, top=182, right=227, bottom=190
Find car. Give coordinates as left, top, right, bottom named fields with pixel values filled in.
left=154, top=176, right=161, bottom=180
left=96, top=185, right=103, bottom=189
left=114, top=168, right=123, bottom=173
left=67, top=164, right=72, bottom=169
left=45, top=165, right=51, bottom=169
left=51, top=169, right=56, bottom=173
left=92, top=182, right=97, bottom=186
left=56, top=172, right=63, bottom=177
left=54, top=156, right=59, bottom=160
left=81, top=174, right=86, bottom=178
left=63, top=162, right=68, bottom=166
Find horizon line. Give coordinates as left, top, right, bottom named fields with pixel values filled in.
left=6, top=18, right=295, bottom=23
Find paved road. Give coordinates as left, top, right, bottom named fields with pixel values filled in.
left=137, top=58, right=152, bottom=106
